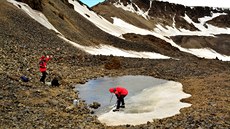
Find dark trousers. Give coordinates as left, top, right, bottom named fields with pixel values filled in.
left=116, top=95, right=126, bottom=109
left=40, top=71, right=47, bottom=83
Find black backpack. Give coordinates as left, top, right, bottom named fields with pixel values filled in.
left=51, top=77, right=60, bottom=86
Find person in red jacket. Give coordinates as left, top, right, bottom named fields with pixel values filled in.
left=39, top=55, right=52, bottom=84
left=109, top=86, right=128, bottom=112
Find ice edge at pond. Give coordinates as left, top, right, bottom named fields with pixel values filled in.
left=75, top=76, right=191, bottom=126
left=98, top=81, right=191, bottom=126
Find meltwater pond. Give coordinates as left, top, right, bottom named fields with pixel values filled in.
left=75, top=75, right=191, bottom=126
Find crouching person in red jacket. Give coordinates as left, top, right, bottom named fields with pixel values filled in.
left=109, top=86, right=128, bottom=112
left=39, top=55, right=52, bottom=84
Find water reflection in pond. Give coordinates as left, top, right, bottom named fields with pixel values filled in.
left=75, top=75, right=191, bottom=126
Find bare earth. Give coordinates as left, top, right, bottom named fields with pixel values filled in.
left=0, top=1, right=230, bottom=128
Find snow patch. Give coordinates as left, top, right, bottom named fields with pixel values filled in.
left=60, top=36, right=171, bottom=59
left=68, top=0, right=125, bottom=37
left=155, top=0, right=230, bottom=9
left=154, top=12, right=230, bottom=37
left=113, top=1, right=150, bottom=19
left=7, top=0, right=60, bottom=34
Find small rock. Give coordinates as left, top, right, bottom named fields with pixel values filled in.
left=65, top=105, right=75, bottom=112
left=47, top=100, right=59, bottom=106
left=126, top=124, right=131, bottom=127
left=89, top=102, right=101, bottom=109
left=18, top=103, right=26, bottom=107
left=90, top=110, right=94, bottom=114
left=73, top=99, right=79, bottom=106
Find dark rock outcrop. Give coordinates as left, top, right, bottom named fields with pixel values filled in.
left=89, top=102, right=101, bottom=109
left=16, top=0, right=43, bottom=11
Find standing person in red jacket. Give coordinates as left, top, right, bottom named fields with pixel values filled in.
left=109, top=86, right=128, bottom=112
left=39, top=55, right=52, bottom=84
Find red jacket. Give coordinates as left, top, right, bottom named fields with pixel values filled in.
left=39, top=56, right=51, bottom=72
left=110, top=87, right=128, bottom=96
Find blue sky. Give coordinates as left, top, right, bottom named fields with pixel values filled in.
left=80, top=0, right=105, bottom=7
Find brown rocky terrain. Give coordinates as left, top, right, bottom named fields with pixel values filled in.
left=0, top=0, right=230, bottom=128
left=171, top=34, right=230, bottom=56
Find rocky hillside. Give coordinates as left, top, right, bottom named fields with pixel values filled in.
left=93, top=0, right=230, bottom=56
left=15, top=0, right=166, bottom=53
left=171, top=34, right=230, bottom=56
left=94, top=0, right=230, bottom=29
left=0, top=0, right=230, bottom=128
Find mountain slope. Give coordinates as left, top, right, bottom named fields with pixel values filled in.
left=93, top=0, right=230, bottom=58
left=9, top=0, right=198, bottom=59
left=95, top=0, right=230, bottom=29
left=8, top=0, right=230, bottom=59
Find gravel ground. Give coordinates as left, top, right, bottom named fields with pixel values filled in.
left=0, top=1, right=230, bottom=128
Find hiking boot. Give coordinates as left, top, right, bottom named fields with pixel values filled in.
left=113, top=109, right=119, bottom=112
left=120, top=105, right=125, bottom=108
